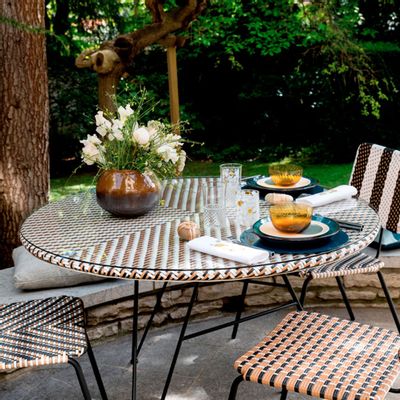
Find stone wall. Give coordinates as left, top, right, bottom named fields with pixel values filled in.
left=87, top=255, right=400, bottom=341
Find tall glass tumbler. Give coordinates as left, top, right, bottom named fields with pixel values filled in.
left=220, top=163, right=242, bottom=209
left=201, top=181, right=227, bottom=229
left=237, top=189, right=260, bottom=228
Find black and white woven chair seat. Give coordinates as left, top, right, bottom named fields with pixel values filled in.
left=229, top=311, right=400, bottom=400
left=305, top=252, right=383, bottom=279
left=0, top=296, right=86, bottom=370
left=0, top=296, right=108, bottom=399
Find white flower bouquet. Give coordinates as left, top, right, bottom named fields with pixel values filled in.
left=80, top=100, right=187, bottom=178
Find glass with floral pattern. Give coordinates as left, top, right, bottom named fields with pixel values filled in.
left=237, top=189, right=260, bottom=228
left=220, top=163, right=242, bottom=209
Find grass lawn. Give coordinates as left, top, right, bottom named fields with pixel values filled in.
left=50, top=161, right=352, bottom=201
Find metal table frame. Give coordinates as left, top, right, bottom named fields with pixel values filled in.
left=132, top=274, right=303, bottom=400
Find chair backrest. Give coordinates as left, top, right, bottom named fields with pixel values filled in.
left=350, top=143, right=400, bottom=233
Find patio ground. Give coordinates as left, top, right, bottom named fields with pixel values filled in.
left=1, top=306, right=399, bottom=400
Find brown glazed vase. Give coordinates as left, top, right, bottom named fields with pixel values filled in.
left=96, top=170, right=160, bottom=217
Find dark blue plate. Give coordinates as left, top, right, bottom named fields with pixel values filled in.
left=244, top=176, right=318, bottom=194
left=253, top=215, right=340, bottom=244
left=240, top=229, right=349, bottom=255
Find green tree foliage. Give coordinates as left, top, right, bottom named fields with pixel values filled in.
left=186, top=0, right=397, bottom=118
left=45, top=0, right=400, bottom=173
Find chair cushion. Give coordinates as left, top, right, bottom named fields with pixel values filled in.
left=13, top=246, right=107, bottom=290
left=0, top=296, right=87, bottom=370
left=301, top=252, right=383, bottom=279
left=234, top=311, right=400, bottom=400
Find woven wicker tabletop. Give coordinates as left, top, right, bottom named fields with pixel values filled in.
left=20, top=177, right=380, bottom=282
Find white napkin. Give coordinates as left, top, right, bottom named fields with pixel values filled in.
left=296, top=185, right=358, bottom=207
left=187, top=236, right=269, bottom=265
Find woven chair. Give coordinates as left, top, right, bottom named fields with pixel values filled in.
left=229, top=311, right=400, bottom=400
left=0, top=296, right=108, bottom=400
left=299, top=143, right=400, bottom=332
left=231, top=143, right=400, bottom=340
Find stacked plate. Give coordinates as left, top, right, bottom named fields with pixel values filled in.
left=244, top=175, right=318, bottom=196
left=241, top=215, right=348, bottom=255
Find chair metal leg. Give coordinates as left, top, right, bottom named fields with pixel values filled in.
left=68, top=358, right=92, bottom=400
left=137, top=282, right=168, bottom=355
left=299, top=275, right=313, bottom=307
left=335, top=276, right=355, bottom=321
left=161, top=283, right=199, bottom=400
left=85, top=335, right=108, bottom=400
left=231, top=280, right=249, bottom=339
left=228, top=375, right=244, bottom=400
left=280, top=388, right=288, bottom=400
left=282, top=275, right=303, bottom=311
left=377, top=270, right=400, bottom=334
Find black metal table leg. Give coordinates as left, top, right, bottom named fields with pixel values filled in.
left=231, top=280, right=249, bottom=339
left=137, top=282, right=168, bottom=356
left=377, top=270, right=400, bottom=334
left=336, top=276, right=355, bottom=321
left=282, top=275, right=303, bottom=311
left=299, top=275, right=313, bottom=306
left=161, top=283, right=199, bottom=400
left=132, top=280, right=139, bottom=400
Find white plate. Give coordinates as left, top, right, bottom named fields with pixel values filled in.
left=256, top=176, right=311, bottom=189
left=259, top=220, right=330, bottom=239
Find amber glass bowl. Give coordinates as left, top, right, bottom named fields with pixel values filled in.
left=269, top=203, right=313, bottom=233
left=269, top=164, right=303, bottom=186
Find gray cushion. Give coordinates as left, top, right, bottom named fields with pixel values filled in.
left=13, top=246, right=107, bottom=290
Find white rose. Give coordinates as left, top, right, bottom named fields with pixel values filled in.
left=80, top=134, right=101, bottom=146
left=165, top=133, right=183, bottom=148
left=81, top=142, right=101, bottom=165
left=95, top=111, right=107, bottom=126
left=96, top=118, right=111, bottom=137
left=176, top=150, right=186, bottom=173
left=118, top=104, right=134, bottom=123
left=147, top=120, right=163, bottom=138
left=110, top=120, right=123, bottom=141
left=132, top=127, right=150, bottom=146
left=157, top=144, right=179, bottom=163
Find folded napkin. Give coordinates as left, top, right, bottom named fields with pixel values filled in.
left=296, top=185, right=358, bottom=207
left=187, top=236, right=269, bottom=265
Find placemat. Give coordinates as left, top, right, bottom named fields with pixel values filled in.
left=240, top=229, right=349, bottom=255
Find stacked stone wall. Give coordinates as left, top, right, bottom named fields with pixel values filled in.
left=87, top=265, right=400, bottom=340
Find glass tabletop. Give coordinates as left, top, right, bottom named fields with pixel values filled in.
left=20, top=177, right=380, bottom=281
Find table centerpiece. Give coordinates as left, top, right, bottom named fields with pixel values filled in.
left=80, top=96, right=187, bottom=217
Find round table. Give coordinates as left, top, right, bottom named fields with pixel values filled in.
left=20, top=177, right=381, bottom=400
left=21, top=177, right=380, bottom=282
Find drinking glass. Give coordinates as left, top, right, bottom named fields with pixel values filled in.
left=237, top=189, right=260, bottom=228
left=201, top=181, right=227, bottom=229
left=220, top=163, right=242, bottom=208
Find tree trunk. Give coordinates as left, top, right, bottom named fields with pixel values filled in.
left=0, top=0, right=49, bottom=268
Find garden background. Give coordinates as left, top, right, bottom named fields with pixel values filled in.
left=47, top=0, right=400, bottom=177
left=1, top=0, right=400, bottom=267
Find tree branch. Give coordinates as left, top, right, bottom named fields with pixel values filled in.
left=75, top=0, right=207, bottom=111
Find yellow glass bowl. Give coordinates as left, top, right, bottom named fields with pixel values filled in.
left=269, top=203, right=313, bottom=233
left=269, top=164, right=303, bottom=186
